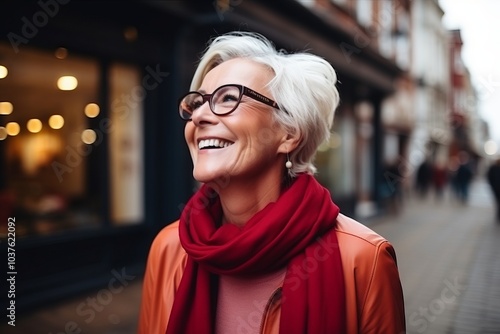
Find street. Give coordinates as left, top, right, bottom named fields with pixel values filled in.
left=370, top=177, right=500, bottom=334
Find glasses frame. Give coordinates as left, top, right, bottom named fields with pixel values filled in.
left=178, top=84, right=281, bottom=121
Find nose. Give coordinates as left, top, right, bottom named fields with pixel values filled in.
left=191, top=99, right=217, bottom=126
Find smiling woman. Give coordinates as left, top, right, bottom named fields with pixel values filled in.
left=139, top=31, right=406, bottom=334
left=183, top=57, right=289, bottom=190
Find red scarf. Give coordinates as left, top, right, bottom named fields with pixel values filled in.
left=166, top=174, right=346, bottom=333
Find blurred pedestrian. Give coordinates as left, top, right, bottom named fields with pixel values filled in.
left=487, top=158, right=500, bottom=221
left=452, top=151, right=473, bottom=204
left=381, top=160, right=403, bottom=214
left=432, top=161, right=448, bottom=200
left=415, top=159, right=432, bottom=198
left=139, top=31, right=405, bottom=334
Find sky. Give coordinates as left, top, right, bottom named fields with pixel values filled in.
left=438, top=0, right=500, bottom=147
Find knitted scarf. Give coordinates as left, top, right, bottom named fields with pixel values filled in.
left=166, top=174, right=346, bottom=333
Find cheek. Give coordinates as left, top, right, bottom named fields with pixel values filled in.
left=184, top=123, right=194, bottom=145
left=248, top=121, right=283, bottom=151
left=184, top=124, right=197, bottom=157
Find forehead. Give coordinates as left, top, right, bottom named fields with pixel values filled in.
left=201, top=58, right=273, bottom=91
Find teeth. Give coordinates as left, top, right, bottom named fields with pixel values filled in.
left=198, top=139, right=233, bottom=149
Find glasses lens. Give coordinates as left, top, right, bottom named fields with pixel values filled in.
left=179, top=93, right=203, bottom=120
left=212, top=85, right=242, bottom=115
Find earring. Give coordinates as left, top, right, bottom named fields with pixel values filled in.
left=285, top=152, right=292, bottom=169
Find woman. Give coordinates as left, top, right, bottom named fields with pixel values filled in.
left=139, top=31, right=405, bottom=334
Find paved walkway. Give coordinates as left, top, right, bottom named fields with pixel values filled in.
left=370, top=177, right=500, bottom=334
left=1, top=276, right=143, bottom=334
left=2, top=178, right=499, bottom=334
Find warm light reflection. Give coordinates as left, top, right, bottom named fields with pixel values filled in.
left=57, top=76, right=78, bottom=90
left=27, top=119, right=43, bottom=133
left=0, top=101, right=13, bottom=115
left=6, top=122, right=20, bottom=136
left=329, top=132, right=342, bottom=149
left=0, top=65, right=7, bottom=79
left=124, top=26, right=138, bottom=42
left=49, top=115, right=65, bottom=129
left=84, top=103, right=100, bottom=118
left=21, top=133, right=63, bottom=175
left=55, top=47, right=68, bottom=59
left=317, top=132, right=342, bottom=152
left=0, top=127, right=7, bottom=140
left=485, top=140, right=498, bottom=156
left=81, top=129, right=97, bottom=144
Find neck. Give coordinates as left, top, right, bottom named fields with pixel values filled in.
left=211, top=170, right=285, bottom=227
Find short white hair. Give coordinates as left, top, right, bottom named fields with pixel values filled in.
left=190, top=31, right=340, bottom=177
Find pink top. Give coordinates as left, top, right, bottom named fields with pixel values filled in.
left=215, top=268, right=287, bottom=334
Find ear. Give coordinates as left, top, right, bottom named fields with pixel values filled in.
left=277, top=132, right=301, bottom=154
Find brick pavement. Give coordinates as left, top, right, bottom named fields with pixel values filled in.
left=0, top=277, right=143, bottom=334
left=451, top=211, right=500, bottom=333
left=370, top=177, right=500, bottom=334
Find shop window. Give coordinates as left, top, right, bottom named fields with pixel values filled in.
left=315, top=112, right=355, bottom=197
left=109, top=64, right=144, bottom=225
left=0, top=42, right=144, bottom=237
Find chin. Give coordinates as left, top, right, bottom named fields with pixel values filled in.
left=193, top=168, right=223, bottom=183
left=193, top=167, right=233, bottom=190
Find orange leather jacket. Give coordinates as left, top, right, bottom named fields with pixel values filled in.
left=139, top=214, right=406, bottom=333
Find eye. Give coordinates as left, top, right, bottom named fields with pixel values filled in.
left=184, top=93, right=203, bottom=111
left=213, top=86, right=241, bottom=106
left=221, top=93, right=239, bottom=103
left=190, top=100, right=203, bottom=110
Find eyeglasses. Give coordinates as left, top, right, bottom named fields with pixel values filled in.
left=178, top=84, right=280, bottom=121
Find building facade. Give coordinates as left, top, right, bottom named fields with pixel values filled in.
left=408, top=0, right=451, bottom=183
left=449, top=29, right=483, bottom=171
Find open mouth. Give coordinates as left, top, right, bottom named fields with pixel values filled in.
left=198, top=138, right=234, bottom=150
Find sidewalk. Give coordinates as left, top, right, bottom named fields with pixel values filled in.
left=369, top=177, right=500, bottom=334
left=1, top=277, right=143, bottom=334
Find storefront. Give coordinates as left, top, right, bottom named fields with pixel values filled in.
left=0, top=1, right=200, bottom=312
